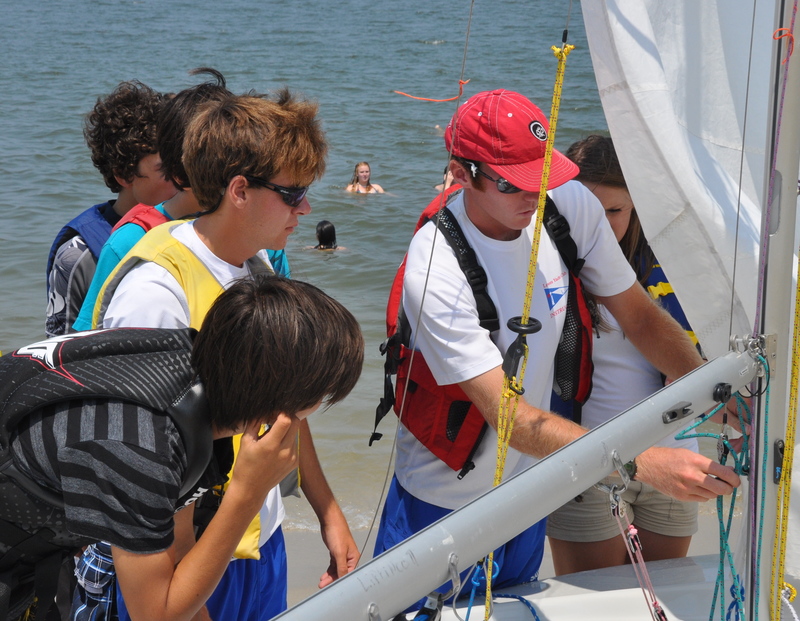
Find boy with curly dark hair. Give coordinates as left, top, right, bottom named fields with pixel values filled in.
left=45, top=80, right=175, bottom=338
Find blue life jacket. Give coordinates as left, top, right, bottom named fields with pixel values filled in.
left=46, top=201, right=120, bottom=294
left=642, top=261, right=695, bottom=342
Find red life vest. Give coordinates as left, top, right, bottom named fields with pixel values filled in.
left=371, top=187, right=594, bottom=478
left=111, top=203, right=169, bottom=233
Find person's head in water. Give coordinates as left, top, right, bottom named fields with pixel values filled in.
left=346, top=161, right=384, bottom=193
left=352, top=161, right=371, bottom=187
left=315, top=220, right=337, bottom=249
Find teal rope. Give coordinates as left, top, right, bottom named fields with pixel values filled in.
left=675, top=394, right=753, bottom=621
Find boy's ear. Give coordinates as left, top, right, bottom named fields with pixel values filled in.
left=449, top=160, right=473, bottom=188
left=226, top=175, right=249, bottom=207
left=114, top=173, right=134, bottom=189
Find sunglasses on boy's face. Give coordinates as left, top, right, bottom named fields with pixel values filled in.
left=469, top=162, right=522, bottom=194
left=243, top=175, right=310, bottom=207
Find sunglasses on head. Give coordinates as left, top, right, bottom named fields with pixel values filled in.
left=243, top=175, right=309, bottom=207
left=469, top=162, right=522, bottom=194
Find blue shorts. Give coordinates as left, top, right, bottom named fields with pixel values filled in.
left=117, top=526, right=288, bottom=621
left=374, top=476, right=546, bottom=611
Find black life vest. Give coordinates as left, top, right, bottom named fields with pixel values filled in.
left=371, top=189, right=594, bottom=478
left=0, top=328, right=213, bottom=620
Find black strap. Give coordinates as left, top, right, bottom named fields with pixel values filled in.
left=373, top=194, right=586, bottom=443
left=543, top=196, right=588, bottom=424
left=543, top=196, right=585, bottom=276
left=434, top=207, right=500, bottom=333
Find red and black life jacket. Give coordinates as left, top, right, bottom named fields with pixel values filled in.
left=370, top=188, right=594, bottom=478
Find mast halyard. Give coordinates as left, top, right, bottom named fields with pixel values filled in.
left=751, top=1, right=800, bottom=617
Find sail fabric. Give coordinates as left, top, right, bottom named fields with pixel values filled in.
left=582, top=0, right=800, bottom=587
left=580, top=0, right=774, bottom=358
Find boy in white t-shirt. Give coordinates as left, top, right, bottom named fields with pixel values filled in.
left=374, top=89, right=741, bottom=606
left=93, top=91, right=358, bottom=620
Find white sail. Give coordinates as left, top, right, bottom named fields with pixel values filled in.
left=582, top=0, right=800, bottom=598
left=581, top=0, right=775, bottom=358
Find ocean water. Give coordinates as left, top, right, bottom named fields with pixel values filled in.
left=0, top=0, right=608, bottom=532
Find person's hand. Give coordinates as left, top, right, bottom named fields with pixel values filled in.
left=318, top=518, right=360, bottom=588
left=227, top=414, right=299, bottom=509
left=636, top=446, right=740, bottom=502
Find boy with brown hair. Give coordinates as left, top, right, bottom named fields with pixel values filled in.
left=92, top=91, right=359, bottom=620
left=46, top=80, right=175, bottom=337
left=72, top=70, right=292, bottom=332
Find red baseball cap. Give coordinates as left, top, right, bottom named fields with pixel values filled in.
left=445, top=89, right=578, bottom=191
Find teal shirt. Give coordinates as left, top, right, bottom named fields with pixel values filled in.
left=71, top=203, right=290, bottom=331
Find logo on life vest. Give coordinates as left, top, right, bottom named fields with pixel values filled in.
left=181, top=486, right=209, bottom=510
left=545, top=285, right=568, bottom=310
left=14, top=330, right=107, bottom=383
left=15, top=331, right=104, bottom=370
left=529, top=121, right=547, bottom=141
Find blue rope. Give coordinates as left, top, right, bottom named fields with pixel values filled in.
left=493, top=593, right=542, bottom=620
left=462, top=560, right=542, bottom=620
left=463, top=560, right=495, bottom=621
left=727, top=582, right=747, bottom=621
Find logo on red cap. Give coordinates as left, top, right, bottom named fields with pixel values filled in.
left=444, top=89, right=578, bottom=191
left=529, top=121, right=547, bottom=141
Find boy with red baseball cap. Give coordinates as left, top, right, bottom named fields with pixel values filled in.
left=373, top=89, right=736, bottom=608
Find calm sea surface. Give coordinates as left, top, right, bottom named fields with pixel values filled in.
left=0, top=0, right=608, bottom=531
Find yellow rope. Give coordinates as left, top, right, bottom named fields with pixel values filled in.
left=484, top=42, right=574, bottom=620
left=769, top=241, right=800, bottom=619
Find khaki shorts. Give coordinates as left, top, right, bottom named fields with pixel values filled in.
left=546, top=476, right=699, bottom=542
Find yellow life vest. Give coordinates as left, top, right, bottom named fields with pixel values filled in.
left=92, top=220, right=273, bottom=559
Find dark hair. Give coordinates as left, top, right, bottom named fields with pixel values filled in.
left=315, top=220, right=337, bottom=249
left=158, top=67, right=231, bottom=191
left=192, top=275, right=363, bottom=430
left=566, top=135, right=654, bottom=283
left=84, top=81, right=165, bottom=192
left=184, top=90, right=327, bottom=211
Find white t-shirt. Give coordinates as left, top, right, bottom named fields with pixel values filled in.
left=395, top=181, right=637, bottom=509
left=103, top=221, right=284, bottom=543
left=583, top=305, right=698, bottom=452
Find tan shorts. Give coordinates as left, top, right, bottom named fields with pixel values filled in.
left=546, top=476, right=699, bottom=542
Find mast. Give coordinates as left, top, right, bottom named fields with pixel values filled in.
left=752, top=0, right=800, bottom=617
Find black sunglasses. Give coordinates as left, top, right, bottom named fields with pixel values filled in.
left=469, top=162, right=522, bottom=194
left=243, top=175, right=309, bottom=207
